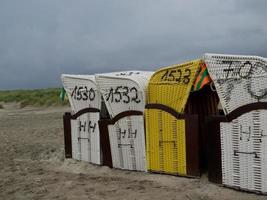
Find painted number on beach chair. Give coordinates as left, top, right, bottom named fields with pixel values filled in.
left=106, top=86, right=141, bottom=104
left=161, top=68, right=191, bottom=84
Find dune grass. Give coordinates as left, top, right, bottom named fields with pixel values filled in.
left=0, top=88, right=69, bottom=108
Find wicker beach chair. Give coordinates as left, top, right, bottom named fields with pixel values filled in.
left=61, top=74, right=102, bottom=165
left=96, top=71, right=152, bottom=171
left=205, top=53, right=267, bottom=194
left=145, top=60, right=202, bottom=177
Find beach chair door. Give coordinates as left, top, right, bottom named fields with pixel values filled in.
left=108, top=115, right=146, bottom=171
left=70, top=111, right=101, bottom=164
left=146, top=109, right=187, bottom=175
left=220, top=110, right=267, bottom=192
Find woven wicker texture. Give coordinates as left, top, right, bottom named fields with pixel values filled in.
left=145, top=110, right=186, bottom=174
left=148, top=60, right=201, bottom=113
left=220, top=110, right=267, bottom=193
left=96, top=71, right=152, bottom=171
left=96, top=71, right=152, bottom=118
left=61, top=74, right=100, bottom=113
left=204, top=54, right=267, bottom=114
left=146, top=60, right=201, bottom=175
left=204, top=54, right=267, bottom=193
left=61, top=74, right=101, bottom=165
left=108, top=115, right=147, bottom=171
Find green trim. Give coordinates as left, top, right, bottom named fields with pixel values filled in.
left=195, top=68, right=209, bottom=90
left=60, top=87, right=66, bottom=101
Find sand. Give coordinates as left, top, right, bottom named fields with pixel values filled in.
left=0, top=103, right=265, bottom=200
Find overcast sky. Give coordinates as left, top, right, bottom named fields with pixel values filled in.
left=0, top=0, right=267, bottom=89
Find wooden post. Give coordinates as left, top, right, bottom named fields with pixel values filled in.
left=63, top=112, right=72, bottom=158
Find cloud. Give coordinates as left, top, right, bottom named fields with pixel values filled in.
left=0, top=0, right=267, bottom=89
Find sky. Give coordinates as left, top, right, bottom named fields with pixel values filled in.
left=0, top=0, right=267, bottom=90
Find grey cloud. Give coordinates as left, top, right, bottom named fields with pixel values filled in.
left=0, top=0, right=267, bottom=89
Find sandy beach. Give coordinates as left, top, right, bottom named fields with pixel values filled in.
left=0, top=104, right=265, bottom=200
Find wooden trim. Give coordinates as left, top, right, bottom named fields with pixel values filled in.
left=104, top=110, right=143, bottom=125
left=145, top=103, right=185, bottom=119
left=71, top=107, right=100, bottom=119
left=63, top=112, right=72, bottom=158
left=227, top=102, right=267, bottom=121
left=206, top=116, right=225, bottom=184
left=98, top=120, right=113, bottom=168
left=185, top=115, right=200, bottom=177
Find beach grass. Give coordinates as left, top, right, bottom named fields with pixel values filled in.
left=0, top=88, right=69, bottom=108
